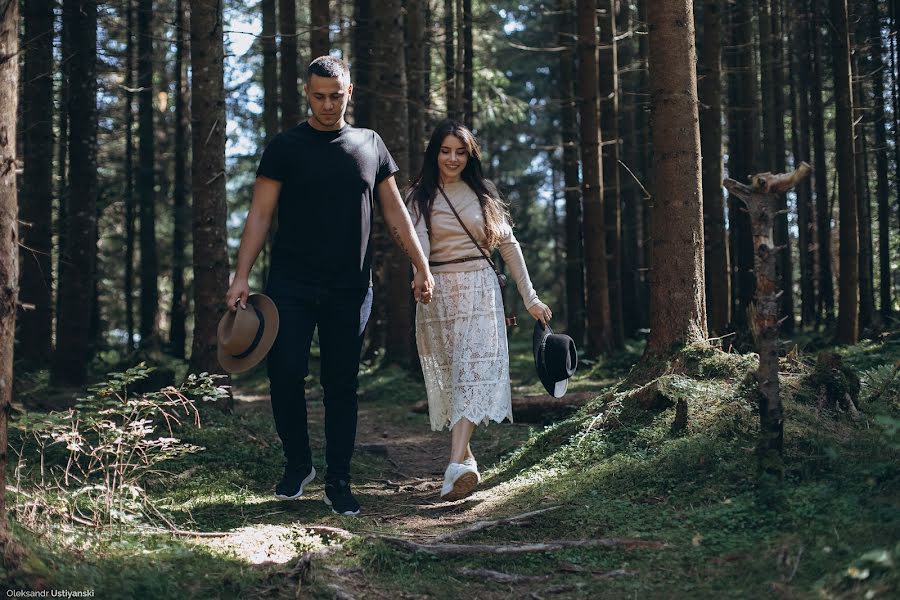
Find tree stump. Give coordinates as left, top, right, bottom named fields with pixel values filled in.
left=724, top=163, right=812, bottom=473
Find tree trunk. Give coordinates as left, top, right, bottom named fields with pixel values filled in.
left=831, top=0, right=859, bottom=344
left=262, top=0, right=279, bottom=138
left=51, top=0, right=98, bottom=387
left=644, top=0, right=708, bottom=356
left=137, top=0, right=159, bottom=347
left=792, top=0, right=816, bottom=328
left=599, top=0, right=623, bottom=349
left=280, top=0, right=300, bottom=129
left=190, top=0, right=232, bottom=408
left=617, top=3, right=642, bottom=338
left=405, top=0, right=427, bottom=179
left=124, top=0, right=136, bottom=349
left=171, top=0, right=189, bottom=359
left=351, top=0, right=373, bottom=127
left=462, top=0, right=474, bottom=125
left=19, top=0, right=54, bottom=368
left=559, top=0, right=584, bottom=348
left=576, top=0, right=612, bottom=355
left=727, top=0, right=760, bottom=334
left=810, top=8, right=834, bottom=325
left=373, top=0, right=413, bottom=365
left=852, top=10, right=875, bottom=332
left=723, top=165, right=811, bottom=470
left=55, top=0, right=70, bottom=350
left=0, top=0, right=19, bottom=530
left=870, top=0, right=892, bottom=319
left=699, top=0, right=729, bottom=335
left=444, top=0, right=457, bottom=119
left=311, top=0, right=330, bottom=58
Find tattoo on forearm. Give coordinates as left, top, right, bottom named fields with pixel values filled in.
left=392, top=226, right=410, bottom=257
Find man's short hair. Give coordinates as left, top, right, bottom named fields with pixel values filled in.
left=308, top=56, right=351, bottom=86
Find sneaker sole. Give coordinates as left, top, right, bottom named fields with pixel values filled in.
left=440, top=471, right=478, bottom=501
left=274, top=466, right=316, bottom=500
left=323, top=494, right=360, bottom=516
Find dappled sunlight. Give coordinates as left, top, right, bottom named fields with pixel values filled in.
left=192, top=523, right=333, bottom=566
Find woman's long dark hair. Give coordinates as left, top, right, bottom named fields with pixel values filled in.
left=407, top=120, right=510, bottom=249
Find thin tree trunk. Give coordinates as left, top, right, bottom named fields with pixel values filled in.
left=454, top=0, right=464, bottom=118
left=599, top=0, right=623, bottom=349
left=831, top=0, right=859, bottom=344
left=19, top=0, right=54, bottom=367
left=444, top=0, right=456, bottom=118
left=171, top=0, right=189, bottom=359
left=137, top=0, right=159, bottom=347
left=700, top=0, right=729, bottom=335
left=352, top=0, right=373, bottom=127
left=280, top=0, right=300, bottom=128
left=644, top=0, right=708, bottom=356
left=559, top=0, right=584, bottom=347
left=373, top=0, right=413, bottom=365
left=55, top=0, right=71, bottom=352
left=406, top=0, right=426, bottom=179
left=727, top=0, right=760, bottom=333
left=190, top=0, right=232, bottom=408
left=577, top=0, right=612, bottom=355
left=52, top=0, right=98, bottom=387
left=617, top=3, right=641, bottom=338
left=870, top=0, right=892, bottom=318
left=891, top=2, right=900, bottom=263
left=792, top=0, right=816, bottom=328
left=124, top=0, right=136, bottom=349
left=853, top=9, right=875, bottom=332
left=311, top=0, right=330, bottom=58
left=462, top=0, right=473, bottom=125
left=0, top=0, right=20, bottom=530
left=263, top=0, right=279, bottom=137
left=810, top=8, right=834, bottom=325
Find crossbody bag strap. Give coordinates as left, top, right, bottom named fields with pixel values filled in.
left=437, top=185, right=518, bottom=326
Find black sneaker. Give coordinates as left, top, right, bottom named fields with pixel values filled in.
left=324, top=480, right=360, bottom=516
left=274, top=464, right=316, bottom=500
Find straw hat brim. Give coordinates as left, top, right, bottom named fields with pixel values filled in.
left=217, top=294, right=280, bottom=374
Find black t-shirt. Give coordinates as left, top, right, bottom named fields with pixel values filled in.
left=256, top=121, right=399, bottom=289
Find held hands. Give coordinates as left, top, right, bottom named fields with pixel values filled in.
left=225, top=275, right=250, bottom=312
left=528, top=301, right=553, bottom=329
left=411, top=268, right=436, bottom=304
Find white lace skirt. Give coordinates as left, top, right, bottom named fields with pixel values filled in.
left=416, top=266, right=513, bottom=431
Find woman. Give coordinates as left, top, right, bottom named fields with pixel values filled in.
left=407, top=120, right=552, bottom=501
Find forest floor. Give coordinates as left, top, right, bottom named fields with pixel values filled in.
left=4, top=332, right=900, bottom=599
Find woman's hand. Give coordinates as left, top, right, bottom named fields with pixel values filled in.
left=528, top=301, right=552, bottom=329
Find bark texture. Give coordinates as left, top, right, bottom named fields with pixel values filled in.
left=190, top=0, right=232, bottom=407
left=831, top=0, right=859, bottom=344
left=699, top=0, right=729, bottom=335
left=171, top=0, right=189, bottom=359
left=19, top=0, right=54, bottom=367
left=576, top=0, right=612, bottom=355
left=644, top=0, right=708, bottom=355
left=52, top=0, right=98, bottom=387
left=138, top=0, right=159, bottom=346
left=280, top=0, right=300, bottom=128
left=869, top=0, right=892, bottom=318
left=0, top=0, right=19, bottom=527
left=311, top=0, right=330, bottom=58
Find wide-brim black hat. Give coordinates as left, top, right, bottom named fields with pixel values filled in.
left=533, top=322, right=578, bottom=398
left=217, top=294, right=280, bottom=374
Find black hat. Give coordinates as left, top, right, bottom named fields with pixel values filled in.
left=533, top=322, right=578, bottom=398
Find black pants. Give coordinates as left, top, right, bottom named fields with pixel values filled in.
left=265, top=278, right=371, bottom=483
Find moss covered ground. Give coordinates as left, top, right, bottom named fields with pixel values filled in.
left=3, top=332, right=899, bottom=598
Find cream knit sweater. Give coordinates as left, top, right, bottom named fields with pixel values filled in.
left=408, top=179, right=540, bottom=309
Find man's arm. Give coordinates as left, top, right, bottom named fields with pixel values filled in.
left=377, top=175, right=434, bottom=301
left=225, top=176, right=281, bottom=311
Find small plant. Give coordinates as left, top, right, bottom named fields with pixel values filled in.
left=10, top=363, right=230, bottom=532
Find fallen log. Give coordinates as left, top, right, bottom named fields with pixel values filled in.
left=378, top=537, right=668, bottom=555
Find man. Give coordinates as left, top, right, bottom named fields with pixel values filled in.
left=225, top=56, right=434, bottom=516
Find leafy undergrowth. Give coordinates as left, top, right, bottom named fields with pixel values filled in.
left=4, top=335, right=899, bottom=599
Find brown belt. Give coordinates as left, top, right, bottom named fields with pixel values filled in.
left=428, top=256, right=485, bottom=267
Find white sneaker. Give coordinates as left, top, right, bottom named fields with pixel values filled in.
left=440, top=462, right=479, bottom=501
left=462, top=457, right=481, bottom=483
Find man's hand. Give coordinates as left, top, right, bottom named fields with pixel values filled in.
left=412, top=268, right=435, bottom=304
left=225, top=276, right=250, bottom=312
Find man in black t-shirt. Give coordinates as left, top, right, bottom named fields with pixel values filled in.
left=225, top=56, right=433, bottom=516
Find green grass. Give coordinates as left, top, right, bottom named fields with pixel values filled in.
left=5, top=335, right=899, bottom=598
